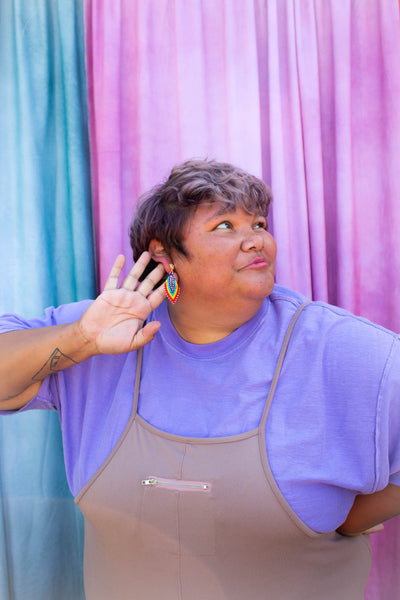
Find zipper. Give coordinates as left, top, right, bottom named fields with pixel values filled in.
left=141, top=475, right=211, bottom=493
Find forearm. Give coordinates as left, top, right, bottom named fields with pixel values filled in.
left=337, top=484, right=400, bottom=536
left=0, top=254, right=166, bottom=405
left=0, top=322, right=95, bottom=401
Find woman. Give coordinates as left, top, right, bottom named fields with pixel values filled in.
left=1, top=159, right=400, bottom=599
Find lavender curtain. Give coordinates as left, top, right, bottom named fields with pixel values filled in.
left=84, top=1, right=400, bottom=597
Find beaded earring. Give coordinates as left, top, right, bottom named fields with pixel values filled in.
left=164, top=264, right=180, bottom=304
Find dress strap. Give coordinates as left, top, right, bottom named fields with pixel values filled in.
left=132, top=346, right=144, bottom=416
left=259, top=301, right=311, bottom=429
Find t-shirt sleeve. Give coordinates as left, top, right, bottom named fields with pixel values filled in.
left=0, top=299, right=93, bottom=332
left=0, top=299, right=93, bottom=415
left=319, top=312, right=400, bottom=493
left=379, top=335, right=400, bottom=487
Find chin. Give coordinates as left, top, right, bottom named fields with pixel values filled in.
left=246, top=273, right=274, bottom=296
left=244, top=282, right=274, bottom=302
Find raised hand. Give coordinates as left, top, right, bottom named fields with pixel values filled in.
left=77, top=252, right=167, bottom=355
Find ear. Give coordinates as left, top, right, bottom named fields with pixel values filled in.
left=148, top=239, right=173, bottom=272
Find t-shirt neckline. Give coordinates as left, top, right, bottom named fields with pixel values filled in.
left=152, top=297, right=271, bottom=359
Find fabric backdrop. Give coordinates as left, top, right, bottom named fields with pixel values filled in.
left=85, top=1, right=400, bottom=599
left=0, top=0, right=94, bottom=598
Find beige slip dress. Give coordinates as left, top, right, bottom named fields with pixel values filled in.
left=76, top=303, right=371, bottom=599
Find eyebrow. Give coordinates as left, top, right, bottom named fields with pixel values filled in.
left=203, top=205, right=237, bottom=222
left=203, top=206, right=266, bottom=223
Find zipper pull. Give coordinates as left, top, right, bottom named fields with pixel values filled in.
left=141, top=478, right=157, bottom=486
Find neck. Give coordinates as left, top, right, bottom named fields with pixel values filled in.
left=167, top=299, right=264, bottom=344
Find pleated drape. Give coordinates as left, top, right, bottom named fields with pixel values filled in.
left=0, top=0, right=95, bottom=598
left=85, top=0, right=265, bottom=285
left=85, top=1, right=400, bottom=598
left=255, top=0, right=400, bottom=332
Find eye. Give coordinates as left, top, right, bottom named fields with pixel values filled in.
left=253, top=220, right=267, bottom=230
left=214, top=221, right=233, bottom=230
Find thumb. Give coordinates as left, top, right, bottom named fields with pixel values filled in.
left=132, top=321, right=161, bottom=349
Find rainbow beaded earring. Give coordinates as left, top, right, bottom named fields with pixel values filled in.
left=164, top=264, right=180, bottom=304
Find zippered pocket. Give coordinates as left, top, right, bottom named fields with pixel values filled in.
left=139, top=473, right=215, bottom=556
left=141, top=475, right=211, bottom=493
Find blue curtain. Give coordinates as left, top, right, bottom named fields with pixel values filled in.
left=0, top=1, right=95, bottom=598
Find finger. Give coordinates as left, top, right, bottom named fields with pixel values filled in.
left=131, top=321, right=161, bottom=350
left=136, top=264, right=166, bottom=296
left=121, top=251, right=152, bottom=290
left=362, top=524, right=384, bottom=535
left=147, top=277, right=169, bottom=310
left=103, top=255, right=126, bottom=291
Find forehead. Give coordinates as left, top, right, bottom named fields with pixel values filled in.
left=194, top=199, right=262, bottom=219
left=185, top=203, right=233, bottom=230
left=196, top=202, right=235, bottom=219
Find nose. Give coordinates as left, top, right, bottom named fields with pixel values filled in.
left=241, top=233, right=264, bottom=252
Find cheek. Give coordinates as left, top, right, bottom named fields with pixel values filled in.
left=266, top=234, right=277, bottom=260
left=188, top=243, right=223, bottom=268
left=178, top=253, right=229, bottom=288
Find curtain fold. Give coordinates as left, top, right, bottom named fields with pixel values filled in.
left=0, top=0, right=95, bottom=598
left=85, top=0, right=264, bottom=286
left=257, top=0, right=400, bottom=333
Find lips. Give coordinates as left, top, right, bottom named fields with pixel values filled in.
left=241, top=257, right=269, bottom=269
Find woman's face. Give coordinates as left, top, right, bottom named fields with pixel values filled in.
left=171, top=203, right=277, bottom=309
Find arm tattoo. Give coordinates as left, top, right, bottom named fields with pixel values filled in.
left=0, top=394, right=20, bottom=402
left=32, top=348, right=78, bottom=381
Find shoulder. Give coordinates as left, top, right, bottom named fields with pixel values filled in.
left=269, top=284, right=310, bottom=308
left=268, top=285, right=399, bottom=401
left=270, top=284, right=398, bottom=346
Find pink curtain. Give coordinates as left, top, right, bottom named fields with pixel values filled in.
left=255, top=0, right=400, bottom=332
left=84, top=1, right=400, bottom=597
left=85, top=0, right=264, bottom=283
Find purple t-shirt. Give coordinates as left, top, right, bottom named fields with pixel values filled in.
left=1, top=284, right=400, bottom=533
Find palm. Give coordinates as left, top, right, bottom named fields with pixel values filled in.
left=78, top=253, right=167, bottom=355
